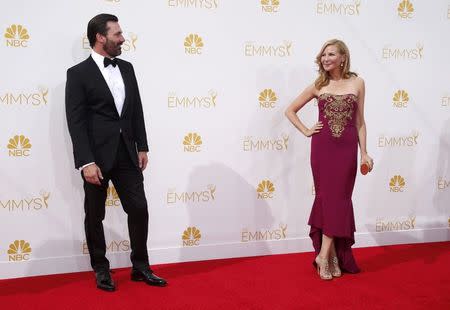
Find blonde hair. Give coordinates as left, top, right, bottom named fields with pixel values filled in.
left=314, top=39, right=357, bottom=90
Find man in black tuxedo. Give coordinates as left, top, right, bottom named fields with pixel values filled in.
left=65, top=14, right=166, bottom=292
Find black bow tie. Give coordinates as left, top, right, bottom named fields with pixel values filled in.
left=104, top=57, right=117, bottom=68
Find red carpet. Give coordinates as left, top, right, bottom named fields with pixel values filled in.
left=1, top=242, right=449, bottom=309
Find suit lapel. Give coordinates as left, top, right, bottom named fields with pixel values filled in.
left=117, top=60, right=131, bottom=117
left=86, top=56, right=119, bottom=117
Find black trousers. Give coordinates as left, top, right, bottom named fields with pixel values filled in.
left=83, top=136, right=150, bottom=272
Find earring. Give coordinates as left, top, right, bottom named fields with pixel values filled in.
left=340, top=62, right=344, bottom=67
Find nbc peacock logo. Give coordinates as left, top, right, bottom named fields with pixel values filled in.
left=184, top=34, right=204, bottom=54
left=4, top=24, right=30, bottom=47
left=261, top=0, right=280, bottom=13
left=182, top=227, right=202, bottom=246
left=257, top=180, right=275, bottom=199
left=7, top=135, right=32, bottom=157
left=8, top=240, right=32, bottom=261
left=259, top=89, right=278, bottom=108
left=389, top=175, right=406, bottom=192
left=183, top=133, right=202, bottom=152
left=397, top=0, right=414, bottom=19
left=392, top=90, right=409, bottom=108
left=105, top=184, right=121, bottom=207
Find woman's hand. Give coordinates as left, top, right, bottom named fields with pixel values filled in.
left=361, top=153, right=374, bottom=171
left=304, top=121, right=323, bottom=137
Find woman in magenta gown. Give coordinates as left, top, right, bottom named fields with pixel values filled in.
left=285, top=39, right=374, bottom=280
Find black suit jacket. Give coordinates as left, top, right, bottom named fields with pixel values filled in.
left=65, top=56, right=148, bottom=172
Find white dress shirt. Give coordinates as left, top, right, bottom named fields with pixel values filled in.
left=91, top=50, right=125, bottom=116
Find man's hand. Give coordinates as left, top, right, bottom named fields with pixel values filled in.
left=138, top=152, right=148, bottom=171
left=82, top=164, right=104, bottom=185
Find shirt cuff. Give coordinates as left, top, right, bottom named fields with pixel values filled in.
left=79, top=162, right=95, bottom=171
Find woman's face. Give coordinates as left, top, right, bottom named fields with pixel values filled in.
left=321, top=44, right=344, bottom=73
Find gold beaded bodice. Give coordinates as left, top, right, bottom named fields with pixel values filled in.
left=318, top=93, right=357, bottom=138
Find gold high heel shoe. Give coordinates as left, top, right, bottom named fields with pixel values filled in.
left=329, top=256, right=342, bottom=277
left=315, top=256, right=332, bottom=280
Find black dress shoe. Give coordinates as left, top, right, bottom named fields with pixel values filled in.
left=131, top=268, right=167, bottom=287
left=95, top=270, right=116, bottom=292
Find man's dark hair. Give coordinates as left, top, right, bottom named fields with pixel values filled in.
left=87, top=13, right=118, bottom=48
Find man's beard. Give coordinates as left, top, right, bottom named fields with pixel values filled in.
left=103, top=39, right=122, bottom=57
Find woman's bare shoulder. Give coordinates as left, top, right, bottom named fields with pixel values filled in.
left=305, top=83, right=320, bottom=97
left=353, top=75, right=364, bottom=85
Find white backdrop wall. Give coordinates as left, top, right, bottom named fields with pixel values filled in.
left=1, top=0, right=449, bottom=279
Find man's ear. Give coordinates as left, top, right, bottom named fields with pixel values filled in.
left=96, top=33, right=106, bottom=44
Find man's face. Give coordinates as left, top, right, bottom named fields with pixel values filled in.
left=102, top=21, right=125, bottom=57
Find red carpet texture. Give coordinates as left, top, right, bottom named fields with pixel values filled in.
left=1, top=242, right=449, bottom=310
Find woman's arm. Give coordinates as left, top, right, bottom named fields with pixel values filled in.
left=285, top=84, right=322, bottom=137
left=355, top=77, right=373, bottom=168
